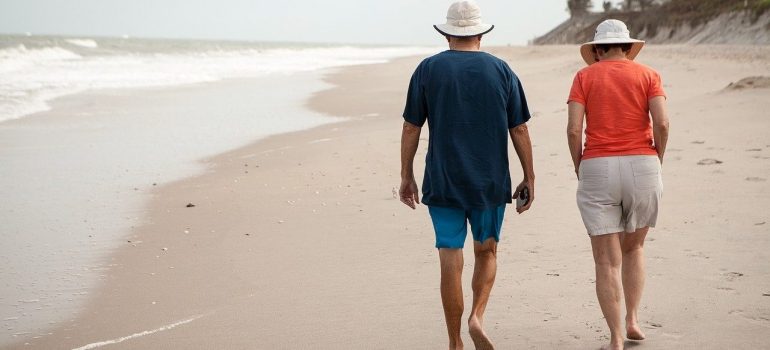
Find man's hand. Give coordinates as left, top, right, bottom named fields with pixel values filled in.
left=513, top=179, right=534, bottom=214
left=399, top=177, right=420, bottom=209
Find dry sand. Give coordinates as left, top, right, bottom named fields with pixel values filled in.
left=10, top=45, right=770, bottom=349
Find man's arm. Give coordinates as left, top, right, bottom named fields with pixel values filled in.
left=567, top=101, right=585, bottom=178
left=649, top=96, right=670, bottom=164
left=510, top=123, right=535, bottom=214
left=400, top=121, right=422, bottom=209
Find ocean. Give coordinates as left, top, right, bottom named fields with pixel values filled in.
left=0, top=35, right=435, bottom=346
left=0, top=35, right=432, bottom=122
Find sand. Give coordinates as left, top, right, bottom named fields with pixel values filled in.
left=8, top=45, right=770, bottom=349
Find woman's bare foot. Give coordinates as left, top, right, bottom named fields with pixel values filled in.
left=468, top=316, right=494, bottom=350
left=626, top=322, right=646, bottom=340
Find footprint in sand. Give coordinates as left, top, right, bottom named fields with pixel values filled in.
left=644, top=322, right=662, bottom=329
left=717, top=287, right=737, bottom=294
left=746, top=177, right=767, bottom=182
left=691, top=140, right=705, bottom=144
left=728, top=309, right=770, bottom=325
left=723, top=272, right=744, bottom=282
left=724, top=76, right=770, bottom=90
left=697, top=158, right=723, bottom=165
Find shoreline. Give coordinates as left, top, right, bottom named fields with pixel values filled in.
left=7, top=45, right=770, bottom=349
left=0, top=71, right=348, bottom=347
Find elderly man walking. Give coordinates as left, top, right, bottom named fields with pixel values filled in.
left=399, top=2, right=535, bottom=349
left=567, top=19, right=670, bottom=350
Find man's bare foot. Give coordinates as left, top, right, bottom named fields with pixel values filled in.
left=448, top=342, right=464, bottom=350
left=626, top=323, right=646, bottom=340
left=468, top=317, right=494, bottom=350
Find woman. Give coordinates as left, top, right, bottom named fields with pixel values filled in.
left=566, top=19, right=670, bottom=350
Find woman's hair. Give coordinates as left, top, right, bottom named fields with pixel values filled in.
left=594, top=43, right=633, bottom=53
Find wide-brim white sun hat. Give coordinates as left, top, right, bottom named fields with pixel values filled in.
left=434, top=1, right=494, bottom=37
left=580, top=19, right=645, bottom=65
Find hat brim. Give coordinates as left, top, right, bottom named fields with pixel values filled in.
left=579, top=38, right=645, bottom=65
left=434, top=23, right=494, bottom=37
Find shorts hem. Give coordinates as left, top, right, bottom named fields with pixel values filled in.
left=586, top=226, right=625, bottom=236
left=435, top=244, right=464, bottom=249
left=623, top=222, right=656, bottom=233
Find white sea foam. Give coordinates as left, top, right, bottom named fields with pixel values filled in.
left=65, top=39, right=99, bottom=48
left=71, top=315, right=202, bottom=349
left=0, top=41, right=436, bottom=122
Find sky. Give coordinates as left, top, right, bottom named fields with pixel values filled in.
left=0, top=0, right=612, bottom=46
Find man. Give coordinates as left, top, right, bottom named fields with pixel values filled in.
left=399, top=2, right=535, bottom=349
left=566, top=19, right=669, bottom=350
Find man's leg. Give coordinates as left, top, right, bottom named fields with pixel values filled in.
left=468, top=238, right=497, bottom=350
left=591, top=233, right=624, bottom=350
left=620, top=227, right=649, bottom=340
left=439, top=248, right=465, bottom=350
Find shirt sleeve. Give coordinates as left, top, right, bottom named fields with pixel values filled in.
left=648, top=70, right=666, bottom=99
left=567, top=73, right=586, bottom=105
left=507, top=72, right=532, bottom=129
left=402, top=63, right=428, bottom=127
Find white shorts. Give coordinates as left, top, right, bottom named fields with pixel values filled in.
left=576, top=155, right=663, bottom=236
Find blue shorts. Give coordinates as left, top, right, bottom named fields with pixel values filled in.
left=428, top=204, right=506, bottom=249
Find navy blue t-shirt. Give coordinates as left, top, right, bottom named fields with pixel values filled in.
left=403, top=50, right=531, bottom=210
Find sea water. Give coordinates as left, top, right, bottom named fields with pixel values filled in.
left=0, top=35, right=437, bottom=346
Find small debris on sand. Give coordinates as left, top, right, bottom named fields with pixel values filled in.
left=691, top=140, right=705, bottom=144
left=746, top=177, right=767, bottom=182
left=755, top=222, right=766, bottom=226
left=697, top=158, right=723, bottom=165
left=186, top=203, right=196, bottom=208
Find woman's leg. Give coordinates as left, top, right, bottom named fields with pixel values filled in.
left=620, top=227, right=649, bottom=340
left=591, top=233, right=624, bottom=350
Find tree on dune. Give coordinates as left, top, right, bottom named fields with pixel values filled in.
left=603, top=1, right=614, bottom=12
left=567, top=0, right=592, bottom=17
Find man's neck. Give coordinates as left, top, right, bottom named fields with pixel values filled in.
left=449, top=44, right=480, bottom=52
left=448, top=41, right=480, bottom=52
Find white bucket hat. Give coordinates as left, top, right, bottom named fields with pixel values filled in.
left=580, top=19, right=645, bottom=65
left=434, top=1, right=494, bottom=38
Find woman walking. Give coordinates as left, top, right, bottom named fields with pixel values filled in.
left=566, top=19, right=670, bottom=350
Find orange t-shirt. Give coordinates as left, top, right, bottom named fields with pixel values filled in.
left=568, top=60, right=666, bottom=160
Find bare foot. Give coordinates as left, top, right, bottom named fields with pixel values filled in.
left=468, top=317, right=494, bottom=350
left=626, top=323, right=646, bottom=340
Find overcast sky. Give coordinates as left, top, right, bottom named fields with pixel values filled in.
left=0, top=0, right=611, bottom=46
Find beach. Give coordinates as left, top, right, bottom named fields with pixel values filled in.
left=3, top=44, right=770, bottom=349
